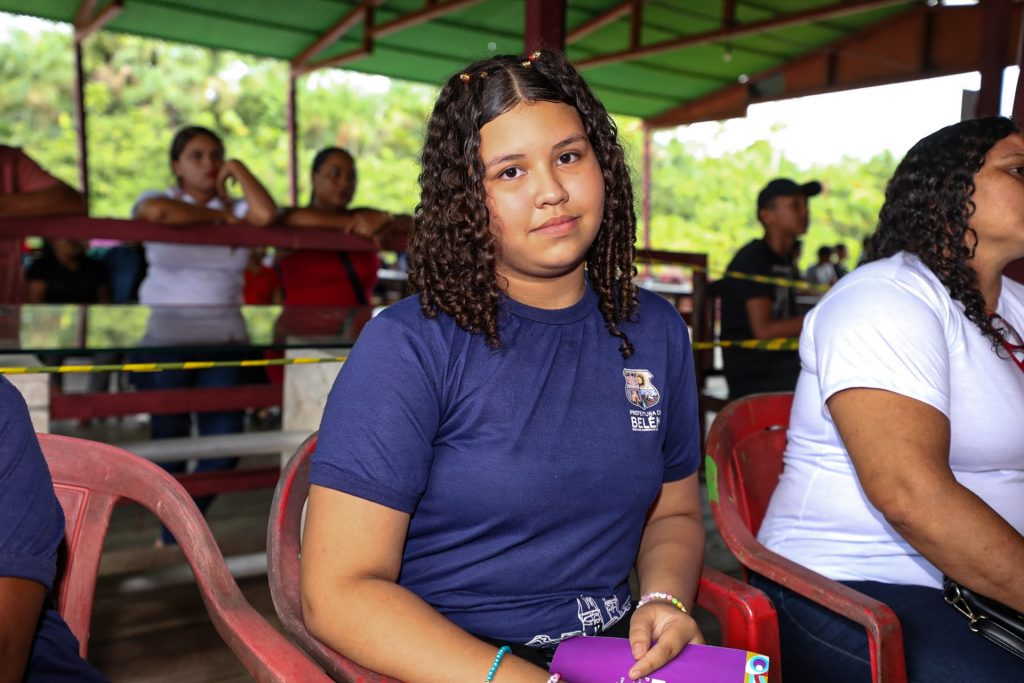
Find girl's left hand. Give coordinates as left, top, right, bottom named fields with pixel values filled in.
left=216, top=160, right=244, bottom=199
left=627, top=602, right=703, bottom=681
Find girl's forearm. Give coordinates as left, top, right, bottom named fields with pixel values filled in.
left=634, top=513, right=705, bottom=608
left=303, top=576, right=551, bottom=683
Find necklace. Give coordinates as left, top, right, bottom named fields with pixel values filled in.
left=987, top=311, right=1024, bottom=374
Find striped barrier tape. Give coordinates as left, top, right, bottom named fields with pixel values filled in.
left=722, top=270, right=830, bottom=293
left=0, top=338, right=800, bottom=375
left=0, top=355, right=350, bottom=375
left=642, top=259, right=831, bottom=293
left=692, top=337, right=798, bottom=351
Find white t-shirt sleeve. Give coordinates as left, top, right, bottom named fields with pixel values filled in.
left=806, top=276, right=952, bottom=418
left=131, top=189, right=170, bottom=218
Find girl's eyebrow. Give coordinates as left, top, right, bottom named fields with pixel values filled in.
left=553, top=133, right=587, bottom=150
left=483, top=134, right=588, bottom=169
left=483, top=152, right=524, bottom=169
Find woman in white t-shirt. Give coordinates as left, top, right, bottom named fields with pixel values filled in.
left=754, top=116, right=1024, bottom=681
left=131, top=126, right=277, bottom=543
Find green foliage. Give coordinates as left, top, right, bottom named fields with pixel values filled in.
left=0, top=24, right=897, bottom=272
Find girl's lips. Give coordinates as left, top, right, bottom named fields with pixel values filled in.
left=533, top=215, right=577, bottom=235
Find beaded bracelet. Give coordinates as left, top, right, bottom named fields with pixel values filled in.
left=546, top=674, right=562, bottom=683
left=485, top=645, right=511, bottom=682
left=636, top=591, right=688, bottom=614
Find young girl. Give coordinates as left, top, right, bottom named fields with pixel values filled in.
left=302, top=50, right=705, bottom=683
left=278, top=147, right=411, bottom=306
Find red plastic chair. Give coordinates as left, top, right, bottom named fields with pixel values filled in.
left=268, top=434, right=780, bottom=682
left=37, top=433, right=332, bottom=683
left=705, top=392, right=908, bottom=683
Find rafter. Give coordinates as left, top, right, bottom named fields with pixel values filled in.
left=576, top=0, right=911, bottom=71
left=645, top=3, right=1021, bottom=129
left=292, top=0, right=374, bottom=71
left=292, top=0, right=486, bottom=77
left=75, top=0, right=123, bottom=41
left=566, top=1, right=632, bottom=44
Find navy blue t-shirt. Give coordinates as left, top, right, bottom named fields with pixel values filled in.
left=311, top=287, right=700, bottom=646
left=0, top=377, right=107, bottom=681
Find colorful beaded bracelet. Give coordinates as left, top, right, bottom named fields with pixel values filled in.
left=485, top=645, right=511, bottom=682
left=636, top=591, right=688, bottom=614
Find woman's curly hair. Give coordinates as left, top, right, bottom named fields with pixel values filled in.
left=868, top=115, right=1019, bottom=347
left=409, top=49, right=639, bottom=358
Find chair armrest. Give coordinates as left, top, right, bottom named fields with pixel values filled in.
left=203, top=592, right=334, bottom=682
left=717, top=505, right=907, bottom=682
left=697, top=566, right=780, bottom=667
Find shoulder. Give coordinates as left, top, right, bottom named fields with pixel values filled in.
left=729, top=239, right=765, bottom=263
left=634, top=288, right=685, bottom=326
left=0, top=377, right=44, bottom=492
left=808, top=253, right=951, bottom=338
left=354, top=296, right=457, bottom=354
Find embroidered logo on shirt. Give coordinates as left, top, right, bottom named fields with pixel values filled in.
left=624, top=369, right=661, bottom=432
left=624, top=369, right=660, bottom=409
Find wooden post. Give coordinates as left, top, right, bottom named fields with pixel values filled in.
left=977, top=0, right=1012, bottom=118
left=525, top=0, right=566, bottom=52
left=287, top=75, right=298, bottom=206
left=73, top=39, right=90, bottom=200
left=1013, top=7, right=1024, bottom=124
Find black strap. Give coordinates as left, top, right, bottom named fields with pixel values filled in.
left=337, top=252, right=368, bottom=305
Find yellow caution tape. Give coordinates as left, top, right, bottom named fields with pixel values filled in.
left=0, top=355, right=349, bottom=375
left=0, top=336, right=803, bottom=376
left=639, top=259, right=830, bottom=293
left=692, top=337, right=798, bottom=351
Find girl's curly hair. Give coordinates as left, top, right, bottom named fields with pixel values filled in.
left=868, top=115, right=1019, bottom=347
left=409, top=49, right=638, bottom=358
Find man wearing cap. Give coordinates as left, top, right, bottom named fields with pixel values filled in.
left=719, top=177, right=821, bottom=399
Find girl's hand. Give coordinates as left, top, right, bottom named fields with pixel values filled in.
left=627, top=602, right=703, bottom=681
left=216, top=159, right=245, bottom=200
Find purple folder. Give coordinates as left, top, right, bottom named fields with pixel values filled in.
left=548, top=636, right=769, bottom=683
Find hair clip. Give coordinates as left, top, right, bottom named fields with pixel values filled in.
left=459, top=72, right=471, bottom=82
left=479, top=71, right=488, bottom=79
left=522, top=50, right=541, bottom=67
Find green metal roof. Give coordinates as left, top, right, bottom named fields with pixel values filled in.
left=0, top=1, right=929, bottom=121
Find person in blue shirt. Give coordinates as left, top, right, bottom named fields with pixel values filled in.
left=302, top=50, right=705, bottom=683
left=0, top=376, right=107, bottom=682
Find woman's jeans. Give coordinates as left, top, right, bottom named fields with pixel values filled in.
left=749, top=573, right=1024, bottom=682
left=131, top=349, right=246, bottom=543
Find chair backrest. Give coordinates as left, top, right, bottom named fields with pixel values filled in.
left=267, top=434, right=400, bottom=683
left=38, top=433, right=329, bottom=682
left=705, top=392, right=791, bottom=537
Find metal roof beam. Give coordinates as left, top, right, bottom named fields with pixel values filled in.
left=291, top=1, right=374, bottom=72
left=293, top=0, right=486, bottom=77
left=645, top=3, right=1021, bottom=128
left=566, top=1, right=632, bottom=44
left=575, top=0, right=911, bottom=71
left=75, top=0, right=123, bottom=41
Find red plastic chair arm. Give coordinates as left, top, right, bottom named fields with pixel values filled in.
left=716, top=501, right=907, bottom=682
left=697, top=566, right=780, bottom=666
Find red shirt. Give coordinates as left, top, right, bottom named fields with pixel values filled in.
left=243, top=264, right=282, bottom=305
left=277, top=250, right=379, bottom=306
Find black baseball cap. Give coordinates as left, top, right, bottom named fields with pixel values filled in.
left=757, top=178, right=822, bottom=209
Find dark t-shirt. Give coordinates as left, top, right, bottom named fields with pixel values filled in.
left=311, top=287, right=700, bottom=646
left=25, top=254, right=107, bottom=303
left=0, top=377, right=108, bottom=681
left=720, top=238, right=801, bottom=397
